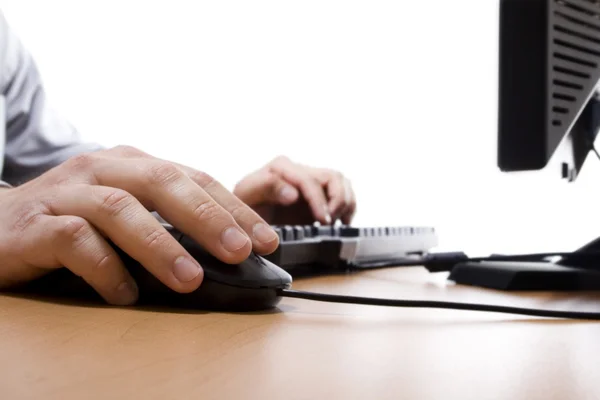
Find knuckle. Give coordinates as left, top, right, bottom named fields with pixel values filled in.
left=145, top=162, right=184, bottom=186
left=52, top=175, right=76, bottom=187
left=55, top=216, right=90, bottom=244
left=273, top=155, right=290, bottom=163
left=227, top=202, right=250, bottom=221
left=189, top=170, right=216, bottom=188
left=270, top=155, right=291, bottom=168
left=142, top=228, right=171, bottom=251
left=65, top=152, right=96, bottom=172
left=93, top=253, right=115, bottom=273
left=192, top=199, right=222, bottom=223
left=263, top=173, right=280, bottom=191
left=263, top=172, right=279, bottom=186
left=305, top=178, right=322, bottom=194
left=111, top=145, right=145, bottom=157
left=11, top=202, right=47, bottom=233
left=98, top=188, right=136, bottom=218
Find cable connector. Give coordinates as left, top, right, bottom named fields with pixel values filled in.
left=422, top=252, right=469, bottom=272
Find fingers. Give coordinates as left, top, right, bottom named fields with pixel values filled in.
left=298, top=165, right=357, bottom=224
left=232, top=168, right=299, bottom=206
left=341, top=177, right=357, bottom=224
left=324, top=173, right=347, bottom=220
left=100, top=148, right=277, bottom=255
left=86, top=158, right=254, bottom=263
left=109, top=146, right=282, bottom=255
left=176, top=165, right=280, bottom=255
left=327, top=175, right=356, bottom=224
left=269, top=157, right=331, bottom=224
left=41, top=215, right=139, bottom=305
left=47, top=184, right=205, bottom=294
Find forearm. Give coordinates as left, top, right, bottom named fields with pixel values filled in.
left=0, top=12, right=103, bottom=186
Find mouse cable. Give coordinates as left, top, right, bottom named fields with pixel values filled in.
left=277, top=289, right=600, bottom=320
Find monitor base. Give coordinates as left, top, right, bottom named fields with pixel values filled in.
left=449, top=236, right=600, bottom=291
left=448, top=261, right=600, bottom=291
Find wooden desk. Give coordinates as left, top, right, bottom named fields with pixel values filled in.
left=1, top=266, right=600, bottom=400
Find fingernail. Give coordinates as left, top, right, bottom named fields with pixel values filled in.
left=173, top=256, right=201, bottom=282
left=116, top=280, right=138, bottom=305
left=221, top=227, right=250, bottom=252
left=279, top=186, right=297, bottom=202
left=324, top=205, right=332, bottom=224
left=253, top=223, right=278, bottom=243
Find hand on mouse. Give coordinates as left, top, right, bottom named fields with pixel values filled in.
left=0, top=145, right=280, bottom=305
left=233, top=156, right=356, bottom=226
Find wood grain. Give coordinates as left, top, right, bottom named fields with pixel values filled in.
left=1, top=266, right=600, bottom=400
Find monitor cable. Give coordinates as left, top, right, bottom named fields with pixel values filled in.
left=592, top=143, right=600, bottom=161
left=353, top=250, right=600, bottom=272
left=276, top=250, right=600, bottom=320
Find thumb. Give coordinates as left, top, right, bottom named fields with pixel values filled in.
left=234, top=170, right=299, bottom=206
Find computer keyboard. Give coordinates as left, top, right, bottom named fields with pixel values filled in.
left=264, top=225, right=438, bottom=277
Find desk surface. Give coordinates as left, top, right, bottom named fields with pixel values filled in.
left=2, top=266, right=600, bottom=400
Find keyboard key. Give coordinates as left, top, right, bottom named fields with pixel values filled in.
left=294, top=226, right=304, bottom=240
left=340, top=226, right=360, bottom=237
left=304, top=226, right=312, bottom=238
left=283, top=226, right=294, bottom=241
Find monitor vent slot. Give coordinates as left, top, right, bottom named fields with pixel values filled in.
left=551, top=0, right=600, bottom=128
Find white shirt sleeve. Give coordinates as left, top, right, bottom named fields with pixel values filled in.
left=0, top=11, right=103, bottom=186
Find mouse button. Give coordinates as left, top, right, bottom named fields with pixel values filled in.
left=178, top=236, right=266, bottom=288
left=256, top=255, right=292, bottom=286
left=178, top=236, right=290, bottom=288
left=232, top=254, right=289, bottom=288
left=177, top=236, right=219, bottom=273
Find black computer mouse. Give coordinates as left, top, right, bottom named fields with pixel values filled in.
left=17, top=223, right=293, bottom=312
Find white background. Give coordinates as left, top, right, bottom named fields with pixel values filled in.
left=0, top=0, right=598, bottom=256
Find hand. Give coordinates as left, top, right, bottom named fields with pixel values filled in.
left=0, top=146, right=280, bottom=305
left=233, top=156, right=356, bottom=226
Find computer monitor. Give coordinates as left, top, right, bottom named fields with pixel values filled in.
left=497, top=0, right=600, bottom=181
left=448, top=0, right=600, bottom=291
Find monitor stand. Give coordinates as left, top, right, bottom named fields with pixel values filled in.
left=449, top=238, right=600, bottom=291
left=450, top=93, right=600, bottom=291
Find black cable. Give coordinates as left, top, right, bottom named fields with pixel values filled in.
left=349, top=251, right=596, bottom=273
left=278, top=289, right=600, bottom=320
left=592, top=144, right=600, bottom=161
left=458, top=250, right=600, bottom=262
left=384, top=250, right=600, bottom=273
